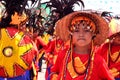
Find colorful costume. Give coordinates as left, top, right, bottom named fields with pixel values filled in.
left=0, top=0, right=38, bottom=79
left=97, top=43, right=120, bottom=78
left=97, top=18, right=120, bottom=79
left=44, top=38, right=64, bottom=80
left=51, top=47, right=114, bottom=80
left=0, top=27, right=38, bottom=79
left=48, top=11, right=114, bottom=80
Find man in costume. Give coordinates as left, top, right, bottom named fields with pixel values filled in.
left=48, top=11, right=114, bottom=80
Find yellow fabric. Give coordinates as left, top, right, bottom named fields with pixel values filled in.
left=32, top=61, right=37, bottom=76
left=36, top=49, right=45, bottom=63
left=109, top=68, right=119, bottom=77
left=0, top=28, right=33, bottom=77
left=32, top=61, right=37, bottom=80
left=110, top=51, right=120, bottom=62
left=67, top=61, right=79, bottom=78
left=74, top=57, right=87, bottom=73
left=41, top=33, right=50, bottom=44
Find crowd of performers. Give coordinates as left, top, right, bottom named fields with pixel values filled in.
left=0, top=0, right=120, bottom=80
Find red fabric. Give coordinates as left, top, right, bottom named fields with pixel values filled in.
left=19, top=35, right=32, bottom=46
left=7, top=27, right=19, bottom=38
left=44, top=39, right=64, bottom=64
left=44, top=39, right=64, bottom=80
left=97, top=43, right=120, bottom=78
left=51, top=47, right=114, bottom=80
left=35, top=36, right=47, bottom=50
left=44, top=39, right=64, bottom=54
left=0, top=67, right=6, bottom=77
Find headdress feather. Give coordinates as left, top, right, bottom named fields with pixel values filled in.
left=0, top=0, right=38, bottom=28
left=42, top=0, right=85, bottom=35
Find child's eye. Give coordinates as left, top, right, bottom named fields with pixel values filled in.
left=84, top=29, right=91, bottom=32
left=74, top=29, right=79, bottom=32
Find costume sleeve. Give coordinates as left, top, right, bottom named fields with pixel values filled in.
left=96, top=43, right=109, bottom=63
left=35, top=36, right=47, bottom=49
left=44, top=40, right=55, bottom=53
left=50, top=48, right=67, bottom=80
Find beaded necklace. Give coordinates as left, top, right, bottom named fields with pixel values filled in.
left=61, top=40, right=95, bottom=80
left=108, top=42, right=120, bottom=66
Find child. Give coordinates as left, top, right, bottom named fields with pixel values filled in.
left=97, top=18, right=120, bottom=80
left=48, top=11, right=114, bottom=80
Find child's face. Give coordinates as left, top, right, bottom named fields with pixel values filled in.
left=72, top=23, right=93, bottom=47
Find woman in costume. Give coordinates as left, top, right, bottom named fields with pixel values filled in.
left=97, top=18, right=120, bottom=80
left=48, top=11, right=114, bottom=80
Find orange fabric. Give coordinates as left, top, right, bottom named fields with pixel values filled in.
left=10, top=12, right=27, bottom=25
left=51, top=74, right=58, bottom=80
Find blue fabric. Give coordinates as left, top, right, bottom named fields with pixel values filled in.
left=0, top=70, right=30, bottom=80
left=47, top=64, right=52, bottom=80
left=115, top=78, right=120, bottom=80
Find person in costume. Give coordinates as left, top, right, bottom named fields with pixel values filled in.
left=97, top=18, right=120, bottom=80
left=44, top=36, right=64, bottom=80
left=33, top=30, right=47, bottom=72
left=48, top=11, right=114, bottom=80
left=0, top=0, right=38, bottom=80
left=41, top=0, right=85, bottom=80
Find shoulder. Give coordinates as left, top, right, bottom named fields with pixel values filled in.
left=99, top=42, right=109, bottom=50
left=96, top=42, right=109, bottom=54
left=94, top=53, right=105, bottom=64
left=57, top=46, right=69, bottom=60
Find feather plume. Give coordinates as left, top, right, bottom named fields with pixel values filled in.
left=41, top=0, right=85, bottom=35
left=0, top=0, right=38, bottom=28
left=44, top=0, right=84, bottom=19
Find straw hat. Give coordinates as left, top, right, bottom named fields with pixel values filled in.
left=55, top=11, right=109, bottom=45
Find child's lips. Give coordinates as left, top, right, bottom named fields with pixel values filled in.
left=77, top=38, right=85, bottom=41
